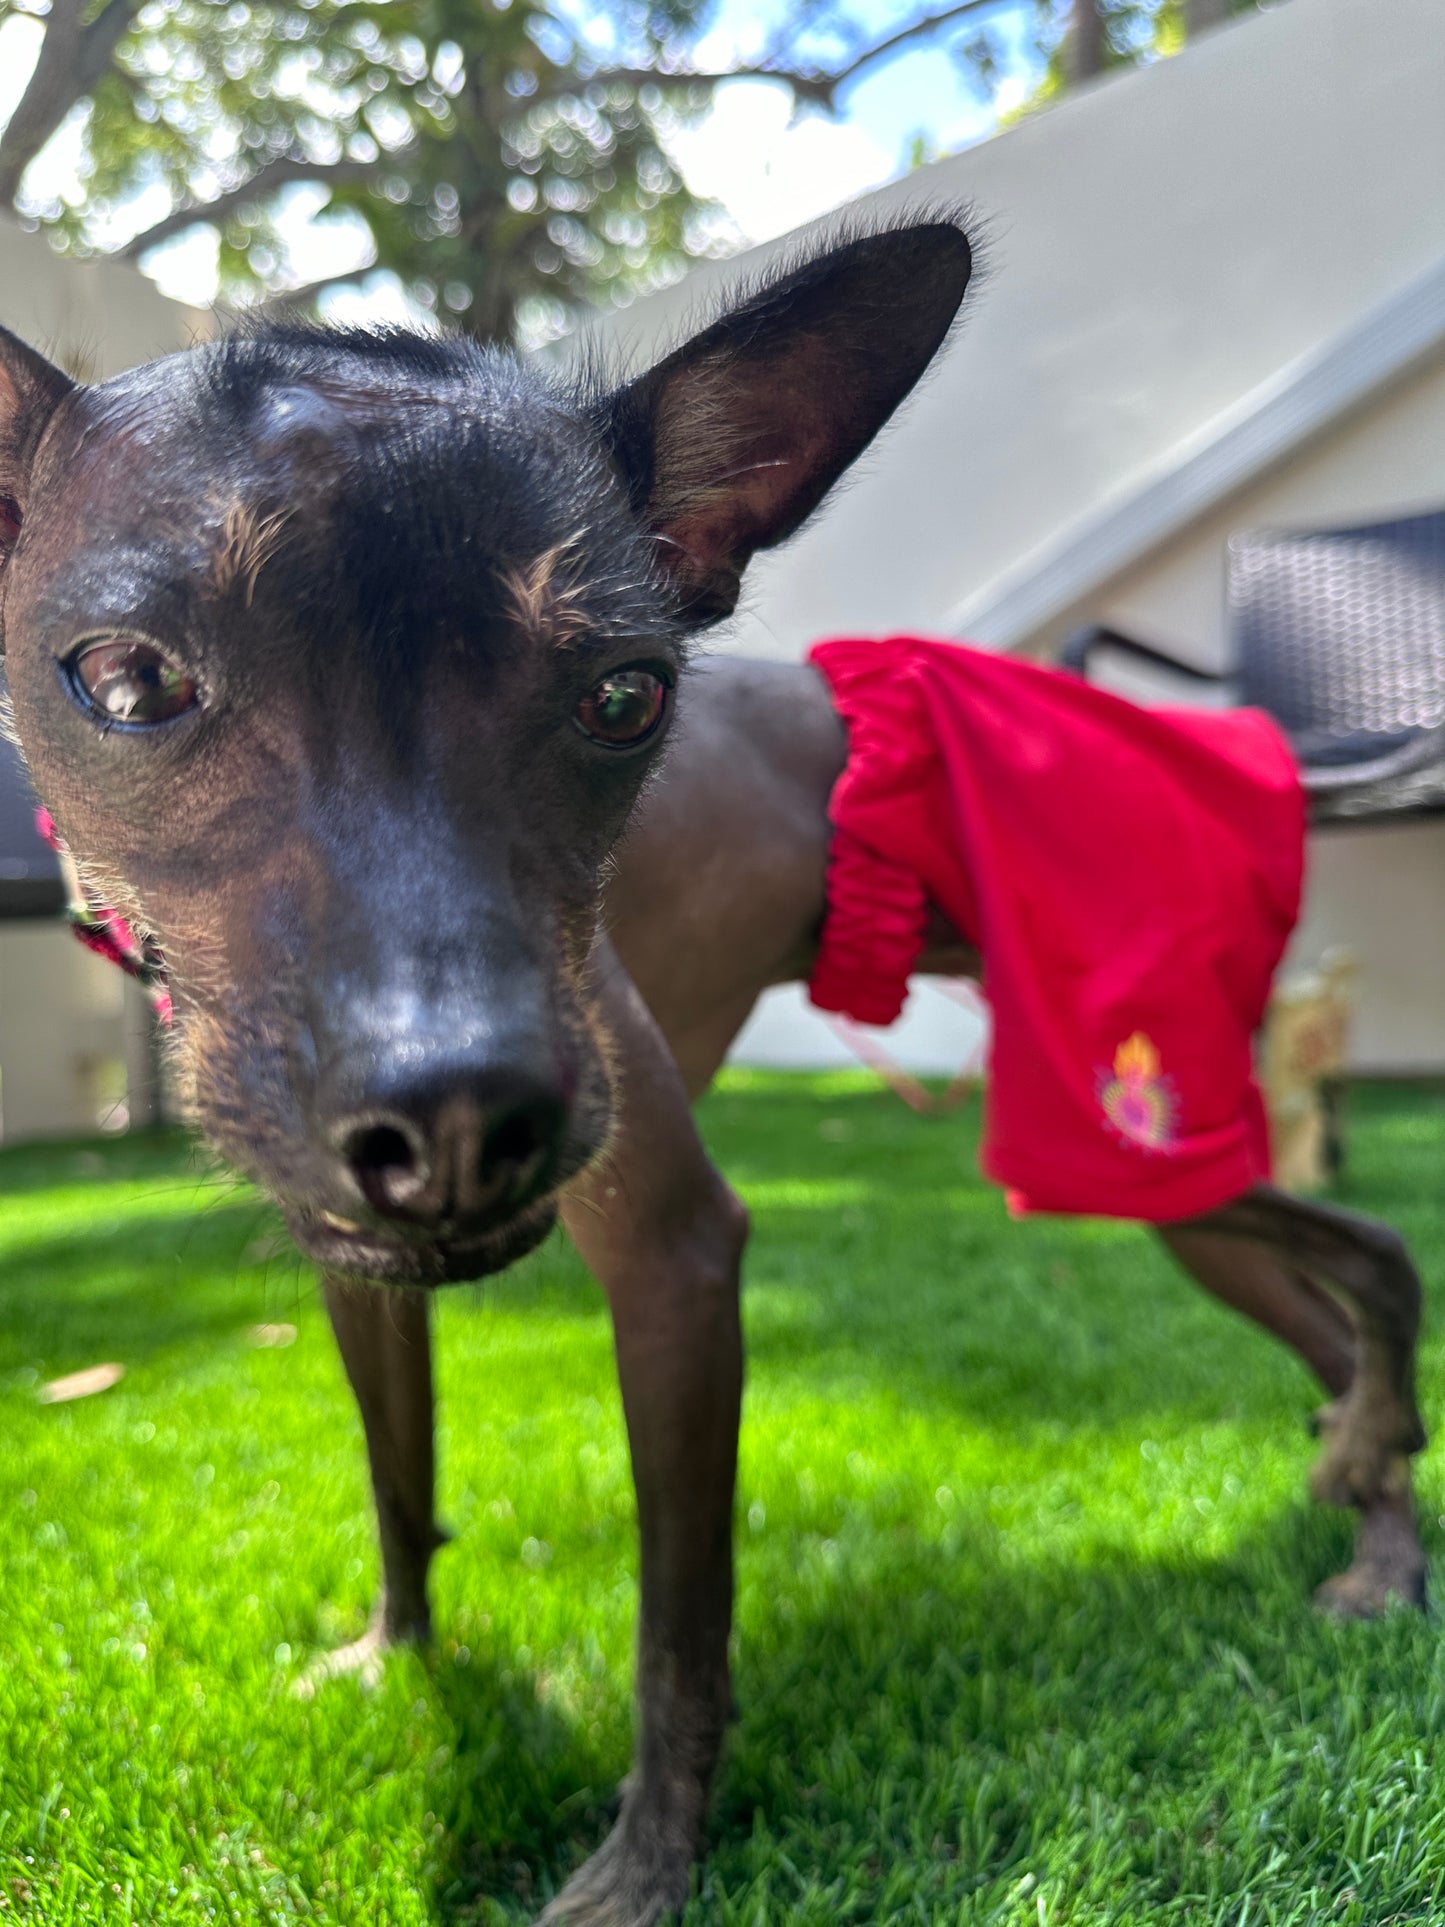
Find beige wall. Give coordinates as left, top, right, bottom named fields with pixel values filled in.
left=1065, top=348, right=1445, bottom=1073
left=586, top=0, right=1445, bottom=663
left=0, top=926, right=128, bottom=1139
left=698, top=0, right=1445, bottom=1072
left=0, top=221, right=196, bottom=1140
left=1068, top=354, right=1445, bottom=670
left=0, top=215, right=205, bottom=376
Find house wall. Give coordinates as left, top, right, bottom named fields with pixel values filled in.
left=0, top=925, right=129, bottom=1139
left=590, top=0, right=1445, bottom=667
left=734, top=339, right=1445, bottom=1071
left=0, top=216, right=207, bottom=378
left=608, top=0, right=1445, bottom=1074
left=0, top=219, right=197, bottom=1141
left=1061, top=348, right=1445, bottom=1074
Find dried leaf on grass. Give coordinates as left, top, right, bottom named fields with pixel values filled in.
left=38, top=1362, right=125, bottom=1403
left=249, top=1323, right=297, bottom=1348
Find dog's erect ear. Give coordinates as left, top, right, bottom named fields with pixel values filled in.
left=0, top=327, right=75, bottom=588
left=598, top=219, right=974, bottom=624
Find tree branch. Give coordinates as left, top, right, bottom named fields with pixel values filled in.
left=816, top=0, right=1009, bottom=93
left=0, top=0, right=141, bottom=206
left=1065, top=0, right=1108, bottom=82
left=218, top=264, right=380, bottom=323
left=118, top=149, right=409, bottom=259
left=543, top=62, right=836, bottom=107
left=555, top=0, right=1011, bottom=112
left=76, top=0, right=142, bottom=96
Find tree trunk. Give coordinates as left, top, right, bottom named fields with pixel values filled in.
left=0, top=0, right=137, bottom=207
left=1066, top=0, right=1109, bottom=85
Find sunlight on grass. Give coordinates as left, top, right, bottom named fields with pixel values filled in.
left=727, top=1177, right=877, bottom=1208
left=3, top=1082, right=1445, bottom=1922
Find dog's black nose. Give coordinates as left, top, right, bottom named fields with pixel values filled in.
left=329, top=1068, right=568, bottom=1226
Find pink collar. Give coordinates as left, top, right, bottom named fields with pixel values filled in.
left=35, top=810, right=172, bottom=1024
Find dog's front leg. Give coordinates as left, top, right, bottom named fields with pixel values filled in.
left=297, top=1279, right=445, bottom=1692
left=541, top=962, right=747, bottom=1927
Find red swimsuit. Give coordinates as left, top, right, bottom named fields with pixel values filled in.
left=807, top=637, right=1305, bottom=1224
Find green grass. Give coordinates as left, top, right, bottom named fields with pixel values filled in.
left=3, top=1076, right=1445, bottom=1925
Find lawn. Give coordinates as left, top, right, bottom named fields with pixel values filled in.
left=3, top=1074, right=1445, bottom=1926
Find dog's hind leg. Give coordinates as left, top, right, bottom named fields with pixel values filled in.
left=1158, top=1185, right=1427, bottom=1615
left=1156, top=1221, right=1355, bottom=1393
left=297, top=1279, right=444, bottom=1691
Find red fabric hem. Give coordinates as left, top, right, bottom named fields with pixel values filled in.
left=986, top=1139, right=1267, bottom=1225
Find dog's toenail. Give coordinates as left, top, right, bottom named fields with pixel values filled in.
left=322, top=1210, right=362, bottom=1233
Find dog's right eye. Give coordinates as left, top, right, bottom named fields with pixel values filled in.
left=66, top=638, right=201, bottom=728
left=573, top=667, right=670, bottom=750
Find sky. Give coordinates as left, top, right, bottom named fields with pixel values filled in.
left=0, top=0, right=1046, bottom=320
left=660, top=0, right=1043, bottom=238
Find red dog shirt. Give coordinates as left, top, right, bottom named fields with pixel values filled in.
left=806, top=637, right=1305, bottom=1224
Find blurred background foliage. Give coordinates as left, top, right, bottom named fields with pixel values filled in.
left=0, top=0, right=1259, bottom=342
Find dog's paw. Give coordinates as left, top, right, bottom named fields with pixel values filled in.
left=290, top=1608, right=427, bottom=1699
left=1314, top=1493, right=1427, bottom=1619
left=535, top=1821, right=693, bottom=1927
left=291, top=1626, right=390, bottom=1698
left=1314, top=1556, right=1426, bottom=1619
left=1308, top=1396, right=1423, bottom=1509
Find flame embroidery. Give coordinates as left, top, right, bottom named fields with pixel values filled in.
left=1096, top=1031, right=1178, bottom=1152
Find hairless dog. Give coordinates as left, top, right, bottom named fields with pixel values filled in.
left=0, top=217, right=1428, bottom=1926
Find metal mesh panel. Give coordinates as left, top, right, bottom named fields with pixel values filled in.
left=0, top=708, right=64, bottom=916
left=1229, top=508, right=1445, bottom=819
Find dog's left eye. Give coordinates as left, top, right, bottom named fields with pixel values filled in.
left=67, top=638, right=201, bottom=727
left=574, top=668, right=669, bottom=749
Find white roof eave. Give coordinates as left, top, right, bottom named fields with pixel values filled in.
left=946, top=250, right=1445, bottom=649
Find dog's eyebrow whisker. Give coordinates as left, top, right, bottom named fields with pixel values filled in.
left=209, top=500, right=293, bottom=606
left=565, top=1187, right=608, bottom=1222
left=710, top=458, right=793, bottom=486
left=499, top=530, right=597, bottom=649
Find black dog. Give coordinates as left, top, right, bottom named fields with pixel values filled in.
left=0, top=217, right=1427, bottom=1925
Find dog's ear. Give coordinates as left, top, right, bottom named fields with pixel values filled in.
left=0, top=328, right=75, bottom=605
left=598, top=219, right=974, bottom=624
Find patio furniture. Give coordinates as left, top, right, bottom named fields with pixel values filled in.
left=0, top=716, right=63, bottom=920
left=0, top=679, right=162, bottom=1138
left=1062, top=506, right=1445, bottom=824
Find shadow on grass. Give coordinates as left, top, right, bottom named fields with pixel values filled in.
left=422, top=1499, right=1429, bottom=1924
left=0, top=1195, right=303, bottom=1375
left=5, top=1079, right=1441, bottom=1423
left=0, top=1127, right=220, bottom=1197
left=424, top=1647, right=622, bottom=1922
left=0, top=1161, right=1335, bottom=1440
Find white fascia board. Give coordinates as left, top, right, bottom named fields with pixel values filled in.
left=947, top=251, right=1445, bottom=649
